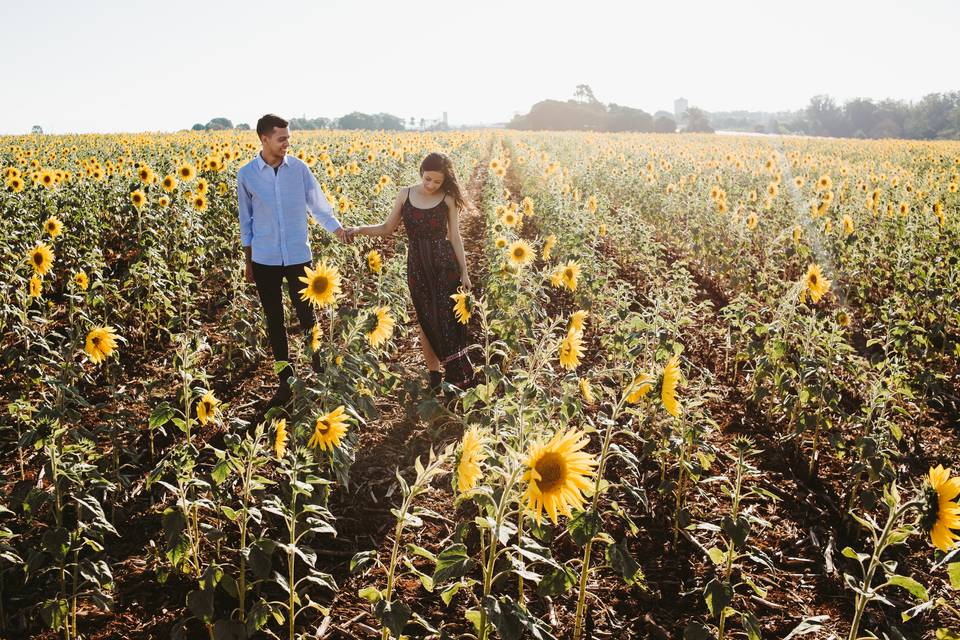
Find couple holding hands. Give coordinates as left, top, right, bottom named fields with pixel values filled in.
left=237, top=114, right=474, bottom=407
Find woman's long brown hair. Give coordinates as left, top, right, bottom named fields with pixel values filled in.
left=420, top=152, right=467, bottom=210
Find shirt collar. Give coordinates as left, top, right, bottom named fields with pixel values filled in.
left=256, top=152, right=289, bottom=171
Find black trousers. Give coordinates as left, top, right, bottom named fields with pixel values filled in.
left=252, top=261, right=316, bottom=385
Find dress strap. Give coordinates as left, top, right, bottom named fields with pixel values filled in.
left=404, top=187, right=411, bottom=207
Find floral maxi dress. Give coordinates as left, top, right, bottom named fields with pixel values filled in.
left=400, top=189, right=474, bottom=386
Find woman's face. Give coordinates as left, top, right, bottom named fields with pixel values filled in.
left=421, top=170, right=445, bottom=194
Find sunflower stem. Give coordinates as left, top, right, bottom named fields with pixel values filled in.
left=573, top=395, right=627, bottom=640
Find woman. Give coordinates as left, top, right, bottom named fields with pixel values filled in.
left=346, top=152, right=474, bottom=391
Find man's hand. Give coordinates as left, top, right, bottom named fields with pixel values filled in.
left=335, top=227, right=351, bottom=244
left=460, top=272, right=473, bottom=290
left=244, top=261, right=255, bottom=283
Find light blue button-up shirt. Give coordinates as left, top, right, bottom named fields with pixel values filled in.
left=237, top=153, right=342, bottom=266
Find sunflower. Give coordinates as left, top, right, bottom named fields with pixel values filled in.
left=28, top=275, right=42, bottom=298
left=923, top=465, right=960, bottom=552
left=451, top=291, right=472, bottom=325
left=625, top=373, right=653, bottom=403
left=73, top=270, right=89, bottom=291
left=309, top=406, right=349, bottom=452
left=579, top=377, right=594, bottom=404
left=522, top=429, right=597, bottom=525
left=196, top=178, right=209, bottom=194
left=456, top=425, right=486, bottom=493
left=158, top=196, right=170, bottom=207
left=842, top=214, right=854, bottom=236
left=44, top=216, right=63, bottom=238
left=836, top=310, right=851, bottom=328
left=161, top=174, right=177, bottom=192
left=598, top=223, right=607, bottom=237
left=802, top=264, right=831, bottom=304
left=196, top=390, right=219, bottom=425
left=495, top=237, right=507, bottom=250
left=310, top=324, right=322, bottom=352
left=178, top=164, right=195, bottom=181
left=542, top=234, right=557, bottom=261
left=661, top=355, right=682, bottom=418
left=137, top=165, right=153, bottom=183
left=6, top=176, right=24, bottom=192
left=898, top=201, right=909, bottom=216
left=298, top=262, right=342, bottom=307
left=274, top=419, right=288, bottom=459
left=558, top=261, right=580, bottom=291
left=817, top=175, right=832, bottom=191
left=507, top=239, right=534, bottom=268
left=192, top=194, right=208, bottom=212
left=568, top=310, right=588, bottom=335
left=792, top=225, right=802, bottom=242
left=27, top=243, right=54, bottom=275
left=130, top=189, right=146, bottom=209
left=84, top=326, right=119, bottom=364
left=746, top=212, right=758, bottom=230
left=365, top=306, right=395, bottom=348
left=367, top=249, right=382, bottom=274
left=587, top=195, right=598, bottom=214
left=559, top=330, right=584, bottom=370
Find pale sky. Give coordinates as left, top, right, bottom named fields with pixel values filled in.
left=1, top=0, right=955, bottom=134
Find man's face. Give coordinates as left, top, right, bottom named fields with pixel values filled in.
left=261, top=126, right=290, bottom=158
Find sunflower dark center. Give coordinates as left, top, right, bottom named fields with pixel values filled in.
left=312, top=276, right=329, bottom=294
left=920, top=485, right=941, bottom=532
left=92, top=336, right=101, bottom=345
left=535, top=452, right=566, bottom=494
left=33, top=253, right=43, bottom=265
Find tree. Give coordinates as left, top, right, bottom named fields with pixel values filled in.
left=191, top=123, right=205, bottom=131
left=574, top=84, right=599, bottom=104
left=683, top=107, right=713, bottom=133
left=805, top=95, right=846, bottom=137
left=205, top=117, right=234, bottom=130
left=31, top=125, right=43, bottom=134
left=606, top=104, right=653, bottom=132
left=653, top=115, right=677, bottom=133
left=235, top=123, right=250, bottom=130
left=844, top=98, right=878, bottom=138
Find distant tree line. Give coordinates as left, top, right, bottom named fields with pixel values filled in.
left=780, top=92, right=960, bottom=139
left=189, top=112, right=406, bottom=132
left=508, top=85, right=683, bottom=133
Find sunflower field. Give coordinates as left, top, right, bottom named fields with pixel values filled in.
left=1, top=129, right=959, bottom=639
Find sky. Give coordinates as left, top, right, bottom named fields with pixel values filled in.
left=1, top=0, right=956, bottom=134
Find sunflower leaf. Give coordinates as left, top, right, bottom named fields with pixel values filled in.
left=947, top=563, right=960, bottom=590
left=882, top=574, right=929, bottom=601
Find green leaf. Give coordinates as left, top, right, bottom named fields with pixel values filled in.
left=187, top=588, right=215, bottom=623
left=567, top=510, right=602, bottom=546
left=40, top=598, right=68, bottom=630
left=481, top=596, right=556, bottom=640
left=742, top=611, right=762, bottom=640
left=440, top=578, right=477, bottom=606
left=605, top=538, right=645, bottom=586
left=537, top=566, right=577, bottom=597
left=707, top=547, right=727, bottom=566
left=884, top=574, right=929, bottom=601
left=704, top=578, right=733, bottom=618
left=465, top=609, right=482, bottom=634
left=350, top=549, right=378, bottom=573
left=211, top=460, right=231, bottom=485
left=373, top=599, right=411, bottom=638
left=358, top=586, right=382, bottom=603
left=841, top=546, right=868, bottom=563
left=41, top=527, right=70, bottom=561
left=220, top=506, right=239, bottom=522
left=937, top=629, right=960, bottom=640
left=432, top=543, right=475, bottom=584
left=948, top=563, right=960, bottom=590
left=720, top=515, right=750, bottom=550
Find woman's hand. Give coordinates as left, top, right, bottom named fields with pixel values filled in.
left=460, top=272, right=472, bottom=290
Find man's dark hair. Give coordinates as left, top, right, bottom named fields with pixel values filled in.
left=256, top=114, right=289, bottom=138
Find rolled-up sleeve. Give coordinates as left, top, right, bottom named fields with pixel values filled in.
left=237, top=173, right=253, bottom=247
left=303, top=164, right=341, bottom=232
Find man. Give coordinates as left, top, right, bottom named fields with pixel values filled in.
left=237, top=113, right=349, bottom=407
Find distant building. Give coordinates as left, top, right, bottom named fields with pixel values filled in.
left=442, top=112, right=448, bottom=127
left=674, top=97, right=688, bottom=121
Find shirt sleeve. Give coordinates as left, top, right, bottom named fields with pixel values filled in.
left=302, top=162, right=342, bottom=232
left=237, top=171, right=253, bottom=247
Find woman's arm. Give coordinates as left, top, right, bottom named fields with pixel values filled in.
left=446, top=196, right=472, bottom=289
left=351, top=189, right=405, bottom=238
